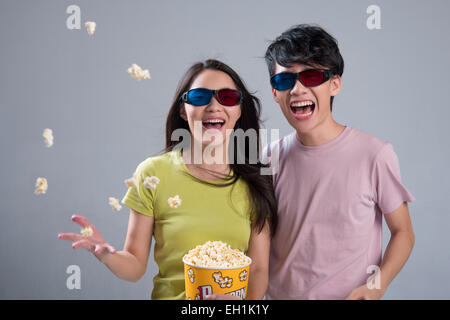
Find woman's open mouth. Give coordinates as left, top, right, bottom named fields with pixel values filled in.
left=290, top=100, right=315, bottom=120
left=202, top=118, right=226, bottom=130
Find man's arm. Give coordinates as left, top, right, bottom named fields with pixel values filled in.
left=346, top=202, right=415, bottom=299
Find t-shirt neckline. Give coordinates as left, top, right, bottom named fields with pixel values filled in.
left=293, top=126, right=352, bottom=152
left=174, top=148, right=235, bottom=183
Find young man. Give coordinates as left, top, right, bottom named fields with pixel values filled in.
left=262, top=24, right=415, bottom=300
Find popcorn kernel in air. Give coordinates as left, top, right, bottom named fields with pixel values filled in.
left=109, top=197, right=122, bottom=211
left=85, top=21, right=96, bottom=35
left=127, top=63, right=150, bottom=81
left=34, top=177, right=48, bottom=195
left=43, top=128, right=54, bottom=148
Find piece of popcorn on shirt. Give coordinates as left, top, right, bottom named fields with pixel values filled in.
left=109, top=197, right=122, bottom=211
left=43, top=128, right=54, bottom=148
left=124, top=172, right=140, bottom=188
left=124, top=178, right=135, bottom=188
left=80, top=226, right=93, bottom=237
left=34, top=177, right=48, bottom=195
left=127, top=63, right=150, bottom=80
left=143, top=176, right=160, bottom=189
left=85, top=21, right=96, bottom=35
left=168, top=195, right=181, bottom=208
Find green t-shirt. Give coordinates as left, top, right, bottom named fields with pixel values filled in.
left=121, top=149, right=253, bottom=300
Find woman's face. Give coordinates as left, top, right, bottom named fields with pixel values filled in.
left=180, top=69, right=242, bottom=148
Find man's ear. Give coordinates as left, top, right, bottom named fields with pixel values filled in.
left=329, top=75, right=342, bottom=97
left=179, top=105, right=187, bottom=121
left=272, top=88, right=280, bottom=103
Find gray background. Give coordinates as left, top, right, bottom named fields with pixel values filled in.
left=0, top=0, right=448, bottom=299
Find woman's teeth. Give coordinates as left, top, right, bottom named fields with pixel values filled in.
left=202, top=119, right=225, bottom=129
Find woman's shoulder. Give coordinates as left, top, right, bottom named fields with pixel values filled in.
left=135, top=150, right=181, bottom=175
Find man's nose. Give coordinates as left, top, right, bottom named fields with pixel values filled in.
left=290, top=79, right=308, bottom=95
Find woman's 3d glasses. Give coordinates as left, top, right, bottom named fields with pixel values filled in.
left=181, top=88, right=242, bottom=107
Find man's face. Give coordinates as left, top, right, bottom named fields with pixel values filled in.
left=271, top=62, right=341, bottom=136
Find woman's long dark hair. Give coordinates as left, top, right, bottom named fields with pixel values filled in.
left=164, top=59, right=277, bottom=236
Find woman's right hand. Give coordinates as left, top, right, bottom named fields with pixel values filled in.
left=58, top=215, right=116, bottom=260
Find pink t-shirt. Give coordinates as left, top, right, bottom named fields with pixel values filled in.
left=263, top=127, right=415, bottom=300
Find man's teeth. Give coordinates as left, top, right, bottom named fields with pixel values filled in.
left=291, top=101, right=314, bottom=107
left=296, top=110, right=312, bottom=117
left=291, top=102, right=314, bottom=117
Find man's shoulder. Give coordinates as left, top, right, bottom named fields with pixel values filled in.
left=347, top=127, right=391, bottom=156
left=261, top=131, right=295, bottom=157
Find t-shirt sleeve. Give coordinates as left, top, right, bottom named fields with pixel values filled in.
left=372, top=143, right=415, bottom=214
left=121, top=160, right=155, bottom=217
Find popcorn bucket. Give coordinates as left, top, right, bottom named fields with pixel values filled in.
left=183, top=257, right=252, bottom=300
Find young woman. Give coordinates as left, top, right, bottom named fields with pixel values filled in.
left=58, top=59, right=277, bottom=300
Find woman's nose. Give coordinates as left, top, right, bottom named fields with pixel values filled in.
left=205, top=95, right=223, bottom=111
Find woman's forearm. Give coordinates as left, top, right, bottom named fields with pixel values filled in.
left=245, top=268, right=268, bottom=300
left=96, top=250, right=146, bottom=282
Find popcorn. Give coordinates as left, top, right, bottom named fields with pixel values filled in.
left=80, top=226, right=93, bottom=237
left=127, top=63, right=150, bottom=80
left=85, top=21, right=96, bottom=35
left=212, top=271, right=233, bottom=288
left=239, top=270, right=248, bottom=282
left=187, top=268, right=195, bottom=284
left=124, top=172, right=140, bottom=188
left=109, top=197, right=122, bottom=211
left=168, top=195, right=181, bottom=208
left=34, top=177, right=48, bottom=195
left=43, top=128, right=54, bottom=148
left=124, top=178, right=136, bottom=188
left=143, top=176, right=160, bottom=189
left=183, top=241, right=251, bottom=268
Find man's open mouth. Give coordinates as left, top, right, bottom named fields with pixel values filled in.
left=202, top=119, right=226, bottom=130
left=290, top=101, right=315, bottom=118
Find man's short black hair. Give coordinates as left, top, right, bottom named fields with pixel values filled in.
left=265, top=24, right=344, bottom=111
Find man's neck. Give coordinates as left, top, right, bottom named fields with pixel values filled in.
left=296, top=120, right=346, bottom=147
